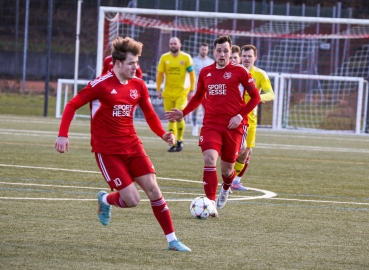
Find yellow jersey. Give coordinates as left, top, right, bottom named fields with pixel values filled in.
left=244, top=66, right=274, bottom=124
left=157, top=51, right=194, bottom=98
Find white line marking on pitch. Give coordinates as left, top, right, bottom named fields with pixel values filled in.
left=1, top=180, right=368, bottom=206
left=268, top=197, right=369, bottom=205
left=1, top=164, right=368, bottom=205
left=0, top=181, right=276, bottom=201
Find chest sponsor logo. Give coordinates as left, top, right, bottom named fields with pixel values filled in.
left=208, top=84, right=227, bottom=95
left=113, top=104, right=133, bottom=117
left=130, top=89, right=138, bottom=99
left=223, top=72, right=232, bottom=79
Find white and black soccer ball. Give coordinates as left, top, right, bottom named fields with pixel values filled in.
left=190, top=196, right=215, bottom=219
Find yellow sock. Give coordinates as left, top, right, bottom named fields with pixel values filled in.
left=168, top=121, right=177, bottom=143
left=234, top=160, right=245, bottom=175
left=176, top=119, right=185, bottom=141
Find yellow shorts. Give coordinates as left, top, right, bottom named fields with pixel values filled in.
left=245, top=114, right=257, bottom=148
left=163, top=95, right=187, bottom=112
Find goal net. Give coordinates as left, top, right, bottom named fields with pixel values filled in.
left=89, top=7, right=369, bottom=133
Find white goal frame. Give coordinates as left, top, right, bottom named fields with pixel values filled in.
left=276, top=74, right=368, bottom=134
left=53, top=7, right=369, bottom=134
left=96, top=7, right=369, bottom=76
left=55, top=74, right=368, bottom=134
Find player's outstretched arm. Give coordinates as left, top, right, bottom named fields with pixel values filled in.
left=165, top=108, right=183, bottom=121
left=55, top=137, right=70, bottom=153
left=162, top=131, right=175, bottom=146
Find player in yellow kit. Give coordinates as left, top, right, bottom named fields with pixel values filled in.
left=231, top=44, right=275, bottom=191
left=156, top=37, right=196, bottom=152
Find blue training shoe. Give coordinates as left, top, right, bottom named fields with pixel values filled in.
left=168, top=239, right=191, bottom=252
left=97, top=191, right=112, bottom=226
left=231, top=182, right=248, bottom=191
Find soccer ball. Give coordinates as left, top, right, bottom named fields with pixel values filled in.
left=190, top=196, right=215, bottom=219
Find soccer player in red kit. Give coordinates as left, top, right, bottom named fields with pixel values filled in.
left=55, top=36, right=190, bottom=252
left=101, top=54, right=143, bottom=79
left=165, top=35, right=260, bottom=215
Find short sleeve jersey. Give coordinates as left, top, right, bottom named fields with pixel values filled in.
left=71, top=72, right=161, bottom=154
left=195, top=62, right=256, bottom=126
left=157, top=51, right=193, bottom=97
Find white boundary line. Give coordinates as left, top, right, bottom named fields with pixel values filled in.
left=0, top=180, right=276, bottom=202
left=0, top=163, right=368, bottom=206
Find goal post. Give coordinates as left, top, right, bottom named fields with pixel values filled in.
left=276, top=74, right=368, bottom=134
left=89, top=7, right=369, bottom=133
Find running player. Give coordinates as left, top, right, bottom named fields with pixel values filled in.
left=165, top=35, right=260, bottom=214
left=55, top=36, right=191, bottom=252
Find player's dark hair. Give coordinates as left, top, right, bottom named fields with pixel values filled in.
left=111, top=36, right=143, bottom=63
left=231, top=45, right=241, bottom=56
left=241, top=44, right=257, bottom=57
left=213, top=35, right=232, bottom=48
left=200, top=42, right=209, bottom=47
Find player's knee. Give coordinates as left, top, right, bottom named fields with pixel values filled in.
left=203, top=154, right=217, bottom=166
left=125, top=197, right=140, bottom=207
left=238, top=150, right=247, bottom=161
left=221, top=167, right=234, bottom=178
left=145, top=187, right=162, bottom=201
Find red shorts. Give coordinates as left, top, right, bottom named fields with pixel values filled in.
left=94, top=144, right=156, bottom=191
left=199, top=124, right=247, bottom=163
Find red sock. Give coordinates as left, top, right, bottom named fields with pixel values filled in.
left=203, top=166, right=218, bottom=201
left=151, top=197, right=174, bottom=235
left=222, top=170, right=236, bottom=190
left=237, top=156, right=250, bottom=177
left=106, top=192, right=127, bottom=208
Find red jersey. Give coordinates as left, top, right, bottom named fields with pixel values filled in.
left=58, top=71, right=165, bottom=154
left=183, top=62, right=260, bottom=126
left=101, top=55, right=143, bottom=79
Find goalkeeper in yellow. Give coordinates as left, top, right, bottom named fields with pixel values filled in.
left=156, top=37, right=196, bottom=152
left=232, top=44, right=275, bottom=191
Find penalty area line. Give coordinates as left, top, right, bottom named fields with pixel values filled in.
left=269, top=197, right=369, bottom=206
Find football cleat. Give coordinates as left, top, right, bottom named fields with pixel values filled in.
left=231, top=182, right=248, bottom=191
left=168, top=239, right=191, bottom=252
left=97, top=191, right=112, bottom=226
left=168, top=145, right=176, bottom=152
left=209, top=200, right=218, bottom=217
left=216, top=187, right=230, bottom=210
left=175, top=141, right=183, bottom=152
